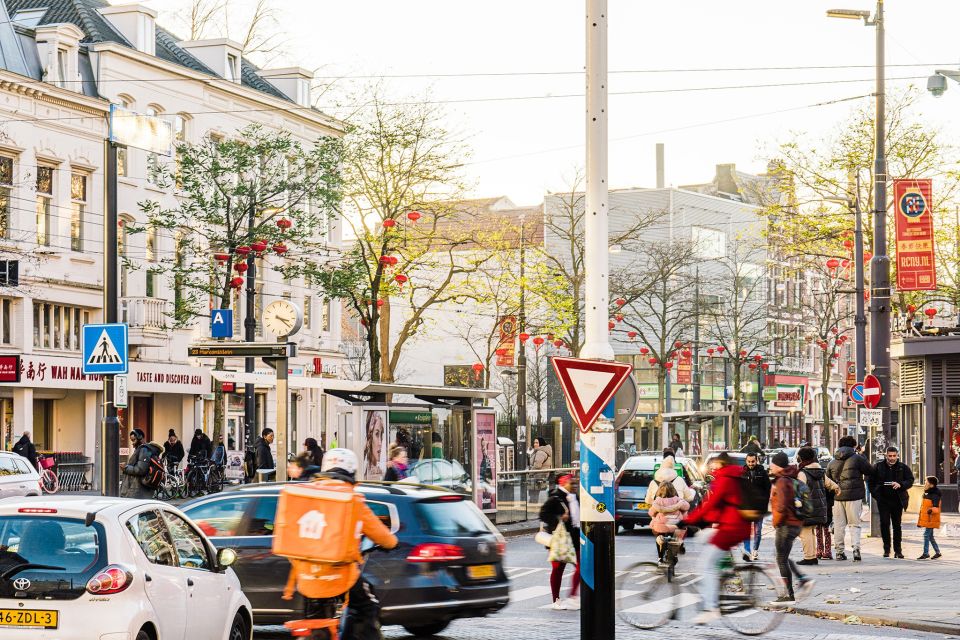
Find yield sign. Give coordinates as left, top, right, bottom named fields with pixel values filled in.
left=863, top=374, right=881, bottom=409
left=551, top=357, right=634, bottom=433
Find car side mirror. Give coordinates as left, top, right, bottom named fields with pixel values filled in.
left=217, top=547, right=238, bottom=569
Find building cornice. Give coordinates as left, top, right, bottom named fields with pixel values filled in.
left=0, top=69, right=109, bottom=118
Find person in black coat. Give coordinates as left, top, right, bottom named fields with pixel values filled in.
left=303, top=437, right=324, bottom=468
left=120, top=429, right=162, bottom=499
left=538, top=473, right=580, bottom=610
left=12, top=432, right=38, bottom=470
left=868, top=446, right=915, bottom=558
left=188, top=429, right=213, bottom=460
left=254, top=428, right=275, bottom=481
left=742, top=452, right=772, bottom=560
left=826, top=435, right=874, bottom=561
left=162, top=429, right=185, bottom=469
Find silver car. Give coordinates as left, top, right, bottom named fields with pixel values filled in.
left=0, top=452, right=40, bottom=498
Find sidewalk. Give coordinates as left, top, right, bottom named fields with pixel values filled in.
left=789, top=512, right=960, bottom=634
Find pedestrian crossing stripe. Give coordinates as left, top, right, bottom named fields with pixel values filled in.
left=87, top=330, right=123, bottom=365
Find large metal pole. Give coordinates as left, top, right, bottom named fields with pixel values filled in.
left=853, top=195, right=867, bottom=382
left=517, top=216, right=528, bottom=470
left=581, top=0, right=616, bottom=637
left=870, top=0, right=892, bottom=445
left=101, top=141, right=120, bottom=496
left=244, top=202, right=257, bottom=449
left=275, top=342, right=288, bottom=482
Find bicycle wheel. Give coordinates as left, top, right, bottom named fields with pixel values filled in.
left=616, top=561, right=678, bottom=630
left=40, top=469, right=59, bottom=494
left=719, top=564, right=784, bottom=636
left=207, top=468, right=224, bottom=493
left=186, top=468, right=206, bottom=497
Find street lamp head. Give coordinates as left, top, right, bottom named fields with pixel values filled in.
left=826, top=8, right=871, bottom=21
left=928, top=73, right=948, bottom=98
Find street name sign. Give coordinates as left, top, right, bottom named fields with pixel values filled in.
left=849, top=383, right=865, bottom=405
left=81, top=323, right=128, bottom=375
left=858, top=408, right=882, bottom=428
left=551, top=357, right=633, bottom=433
left=188, top=343, right=293, bottom=359
left=863, top=374, right=881, bottom=409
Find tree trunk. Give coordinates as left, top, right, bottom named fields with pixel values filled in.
left=379, top=300, right=393, bottom=383
left=731, top=365, right=741, bottom=450
left=821, top=360, right=832, bottom=450
left=657, top=368, right=666, bottom=448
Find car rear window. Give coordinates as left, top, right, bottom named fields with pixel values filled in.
left=0, top=516, right=104, bottom=576
left=415, top=498, right=496, bottom=537
left=183, top=497, right=255, bottom=537
left=618, top=470, right=654, bottom=486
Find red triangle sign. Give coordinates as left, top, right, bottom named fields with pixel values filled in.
left=551, top=356, right=634, bottom=433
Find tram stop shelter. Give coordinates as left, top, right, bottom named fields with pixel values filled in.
left=319, top=380, right=502, bottom=515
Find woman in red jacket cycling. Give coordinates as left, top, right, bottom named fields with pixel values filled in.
left=683, top=452, right=752, bottom=624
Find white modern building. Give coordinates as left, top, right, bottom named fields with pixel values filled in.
left=0, top=0, right=345, bottom=480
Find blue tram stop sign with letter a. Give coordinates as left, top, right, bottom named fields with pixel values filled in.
left=211, top=309, right=233, bottom=339
left=82, top=323, right=128, bottom=375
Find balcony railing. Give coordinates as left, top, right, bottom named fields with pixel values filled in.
left=122, top=297, right=168, bottom=346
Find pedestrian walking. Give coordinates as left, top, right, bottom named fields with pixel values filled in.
left=383, top=445, right=410, bottom=482
left=12, top=431, right=38, bottom=470
left=669, top=434, right=684, bottom=457
left=917, top=476, right=942, bottom=560
left=120, top=429, right=162, bottom=499
left=826, top=435, right=873, bottom=561
left=303, top=437, right=325, bottom=468
left=254, top=428, right=275, bottom=481
left=768, top=451, right=815, bottom=606
left=796, top=446, right=839, bottom=565
left=868, top=446, right=914, bottom=559
left=740, top=436, right=763, bottom=456
left=539, top=473, right=580, bottom=611
left=528, top=437, right=552, bottom=504
left=741, top=451, right=771, bottom=561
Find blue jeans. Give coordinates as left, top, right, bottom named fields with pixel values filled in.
left=923, top=528, right=940, bottom=555
left=743, top=521, right=762, bottom=553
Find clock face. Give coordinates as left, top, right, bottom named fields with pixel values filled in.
left=262, top=300, right=303, bottom=337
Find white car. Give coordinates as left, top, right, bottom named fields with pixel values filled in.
left=0, top=496, right=251, bottom=640
left=0, top=452, right=40, bottom=497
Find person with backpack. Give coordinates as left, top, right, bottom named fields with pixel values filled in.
left=768, top=451, right=815, bottom=606
left=797, top=446, right=839, bottom=565
left=120, top=428, right=163, bottom=499
left=12, top=431, right=38, bottom=470
left=826, top=435, right=873, bottom=561
left=868, top=446, right=914, bottom=559
left=741, top=452, right=771, bottom=561
left=278, top=448, right=398, bottom=640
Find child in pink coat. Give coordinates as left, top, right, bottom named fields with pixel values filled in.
left=649, top=482, right=690, bottom=560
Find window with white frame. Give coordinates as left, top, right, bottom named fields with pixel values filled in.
left=225, top=54, right=238, bottom=82
left=119, top=216, right=131, bottom=297
left=56, top=49, right=68, bottom=88
left=70, top=172, right=86, bottom=252
left=0, top=156, right=11, bottom=239
left=116, top=97, right=133, bottom=178
left=146, top=225, right=158, bottom=297
left=145, top=106, right=162, bottom=184
left=35, top=166, right=53, bottom=246
left=33, top=302, right=89, bottom=351
left=320, top=299, right=330, bottom=332
left=0, top=299, right=12, bottom=345
left=692, top=226, right=726, bottom=260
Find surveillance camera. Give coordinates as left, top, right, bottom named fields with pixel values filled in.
left=928, top=74, right=947, bottom=98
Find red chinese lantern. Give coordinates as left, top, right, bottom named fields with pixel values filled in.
left=753, top=354, right=763, bottom=362
left=615, top=298, right=626, bottom=307
left=707, top=348, right=715, bottom=356
left=681, top=349, right=692, bottom=358
left=276, top=218, right=293, bottom=230
left=472, top=363, right=484, bottom=376
left=841, top=259, right=850, bottom=268
left=740, top=349, right=748, bottom=357
left=826, top=258, right=841, bottom=269
left=407, top=211, right=422, bottom=223
left=553, top=340, right=564, bottom=348
left=495, top=348, right=507, bottom=357
left=519, top=332, right=530, bottom=342
left=383, top=219, right=397, bottom=229
left=761, top=363, right=770, bottom=371
left=863, top=251, right=873, bottom=262
left=394, top=274, right=408, bottom=289
left=716, top=346, right=725, bottom=353
left=639, top=346, right=649, bottom=355
left=376, top=299, right=385, bottom=308
left=250, top=240, right=268, bottom=254
left=832, top=352, right=840, bottom=359
left=230, top=276, right=244, bottom=289
left=749, top=363, right=757, bottom=371
left=907, top=304, right=917, bottom=314
left=925, top=308, right=938, bottom=318
left=234, top=245, right=251, bottom=256
left=272, top=242, right=288, bottom=255
left=532, top=336, right=545, bottom=348
left=615, top=313, right=624, bottom=322
left=213, top=252, right=230, bottom=264
left=233, top=262, right=248, bottom=273
left=674, top=341, right=683, bottom=349
left=831, top=327, right=839, bottom=334
left=843, top=239, right=854, bottom=250
left=664, top=361, right=674, bottom=370
left=379, top=256, right=393, bottom=266
left=627, top=331, right=637, bottom=339
left=647, top=357, right=657, bottom=366
left=608, top=321, right=616, bottom=331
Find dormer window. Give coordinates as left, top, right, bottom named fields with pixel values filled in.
left=226, top=54, right=239, bottom=82
left=56, top=49, right=68, bottom=88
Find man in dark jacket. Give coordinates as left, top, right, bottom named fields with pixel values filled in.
left=120, top=429, right=161, bottom=499
left=742, top=452, right=771, bottom=561
left=868, top=446, right=914, bottom=558
left=188, top=429, right=213, bottom=460
left=12, top=432, right=38, bottom=470
left=254, top=428, right=275, bottom=481
left=740, top=436, right=763, bottom=456
left=826, top=435, right=873, bottom=561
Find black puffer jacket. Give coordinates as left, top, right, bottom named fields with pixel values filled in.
left=869, top=460, right=914, bottom=509
left=798, top=465, right=828, bottom=526
left=120, top=442, right=162, bottom=499
left=826, top=446, right=873, bottom=501
left=742, top=463, right=772, bottom=501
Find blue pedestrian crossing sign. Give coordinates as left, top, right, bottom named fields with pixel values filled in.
left=82, top=323, right=128, bottom=375
left=211, top=309, right=233, bottom=338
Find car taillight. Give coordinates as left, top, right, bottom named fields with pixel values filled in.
left=496, top=541, right=506, bottom=556
left=406, top=543, right=465, bottom=563
left=86, top=565, right=133, bottom=595
left=18, top=508, right=57, bottom=514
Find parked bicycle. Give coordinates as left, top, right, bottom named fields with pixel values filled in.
left=155, top=460, right=186, bottom=501
left=185, top=455, right=225, bottom=497
left=616, top=532, right=784, bottom=635
left=37, top=454, right=59, bottom=494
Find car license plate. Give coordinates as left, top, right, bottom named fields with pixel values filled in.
left=0, top=609, right=58, bottom=629
left=636, top=503, right=649, bottom=510
left=466, top=564, right=497, bottom=580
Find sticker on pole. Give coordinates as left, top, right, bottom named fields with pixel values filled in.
left=848, top=383, right=865, bottom=405
left=82, top=323, right=128, bottom=375
left=551, top=357, right=633, bottom=433
left=862, top=374, right=881, bottom=409
left=858, top=408, right=882, bottom=428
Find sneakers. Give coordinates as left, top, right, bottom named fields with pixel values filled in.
left=917, top=554, right=930, bottom=560
left=769, top=595, right=796, bottom=607
left=835, top=551, right=848, bottom=561
left=692, top=609, right=722, bottom=625
left=853, top=549, right=862, bottom=562
left=932, top=553, right=942, bottom=559
left=742, top=552, right=753, bottom=563
left=894, top=552, right=905, bottom=559
left=752, top=550, right=759, bottom=561
left=796, top=577, right=816, bottom=601
left=550, top=599, right=567, bottom=610
left=797, top=558, right=818, bottom=566
left=564, top=596, right=580, bottom=610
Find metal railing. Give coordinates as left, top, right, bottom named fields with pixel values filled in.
left=495, top=467, right=578, bottom=525
left=122, top=297, right=166, bottom=330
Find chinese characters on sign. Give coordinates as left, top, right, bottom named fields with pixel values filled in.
left=676, top=350, right=692, bottom=385
left=495, top=316, right=517, bottom=367
left=0, top=356, right=19, bottom=383
left=893, top=179, right=937, bottom=291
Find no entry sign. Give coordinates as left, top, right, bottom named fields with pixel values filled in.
left=863, top=374, right=881, bottom=409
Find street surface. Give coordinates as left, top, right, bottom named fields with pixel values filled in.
left=254, top=525, right=958, bottom=639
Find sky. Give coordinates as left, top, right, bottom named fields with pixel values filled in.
left=173, top=1, right=960, bottom=205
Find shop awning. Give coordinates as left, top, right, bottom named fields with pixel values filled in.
left=210, top=369, right=325, bottom=389
left=318, top=379, right=501, bottom=406
left=663, top=411, right=732, bottom=422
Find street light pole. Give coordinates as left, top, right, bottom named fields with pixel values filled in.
left=853, top=191, right=867, bottom=383
left=516, top=216, right=528, bottom=470
left=244, top=201, right=257, bottom=450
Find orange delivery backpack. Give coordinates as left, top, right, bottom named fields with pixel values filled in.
left=272, top=480, right=365, bottom=564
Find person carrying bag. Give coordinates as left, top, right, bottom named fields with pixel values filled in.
left=538, top=473, right=580, bottom=611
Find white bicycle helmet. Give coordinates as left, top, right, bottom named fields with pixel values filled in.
left=321, top=448, right=358, bottom=475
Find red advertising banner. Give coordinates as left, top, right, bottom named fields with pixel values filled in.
left=0, top=356, right=19, bottom=383
left=893, top=179, right=937, bottom=291
left=495, top=315, right=517, bottom=367
left=676, top=349, right=692, bottom=385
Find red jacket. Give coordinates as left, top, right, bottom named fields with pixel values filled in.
left=684, top=463, right=751, bottom=550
